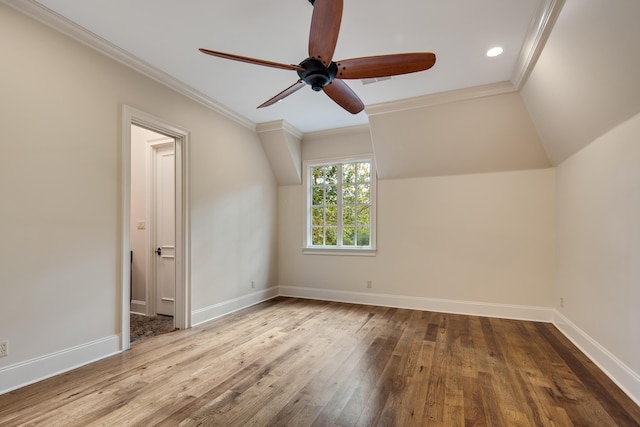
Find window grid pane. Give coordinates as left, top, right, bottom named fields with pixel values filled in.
left=311, top=227, right=324, bottom=245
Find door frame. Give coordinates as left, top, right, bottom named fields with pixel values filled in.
left=121, top=105, right=191, bottom=351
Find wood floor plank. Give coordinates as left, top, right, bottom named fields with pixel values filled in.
left=462, top=375, right=488, bottom=427
left=443, top=316, right=466, bottom=427
left=1, top=297, right=639, bottom=426
left=377, top=311, right=432, bottom=425
left=398, top=340, right=437, bottom=425
left=335, top=308, right=409, bottom=425
left=479, top=318, right=522, bottom=419
left=492, top=319, right=547, bottom=426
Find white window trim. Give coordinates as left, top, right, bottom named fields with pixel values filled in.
left=302, top=155, right=377, bottom=256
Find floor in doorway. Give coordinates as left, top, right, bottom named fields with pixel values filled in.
left=130, top=313, right=176, bottom=344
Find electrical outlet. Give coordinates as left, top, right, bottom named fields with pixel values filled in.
left=560, top=297, right=564, bottom=308
left=251, top=281, right=255, bottom=289
left=366, top=280, right=372, bottom=288
left=0, top=340, right=8, bottom=357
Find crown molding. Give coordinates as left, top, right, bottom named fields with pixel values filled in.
left=256, top=120, right=303, bottom=140
left=511, top=0, right=566, bottom=89
left=256, top=121, right=370, bottom=142
left=2, top=0, right=256, bottom=131
left=365, top=81, right=516, bottom=117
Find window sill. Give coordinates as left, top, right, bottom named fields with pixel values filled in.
left=302, top=247, right=377, bottom=257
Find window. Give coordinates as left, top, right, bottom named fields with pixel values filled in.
left=304, top=157, right=376, bottom=255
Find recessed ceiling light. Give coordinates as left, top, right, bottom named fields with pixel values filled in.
left=486, top=47, right=504, bottom=57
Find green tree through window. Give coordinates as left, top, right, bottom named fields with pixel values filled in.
left=309, top=160, right=372, bottom=248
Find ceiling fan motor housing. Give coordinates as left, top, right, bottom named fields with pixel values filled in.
left=298, top=58, right=338, bottom=91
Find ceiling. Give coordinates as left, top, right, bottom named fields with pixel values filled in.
left=21, top=0, right=553, bottom=133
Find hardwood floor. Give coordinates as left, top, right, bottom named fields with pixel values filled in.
left=1, top=297, right=639, bottom=426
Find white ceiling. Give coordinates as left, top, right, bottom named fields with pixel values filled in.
left=30, top=0, right=547, bottom=133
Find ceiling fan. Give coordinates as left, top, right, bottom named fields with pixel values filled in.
left=199, top=0, right=436, bottom=114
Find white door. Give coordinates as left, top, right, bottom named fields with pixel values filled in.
left=154, top=144, right=175, bottom=316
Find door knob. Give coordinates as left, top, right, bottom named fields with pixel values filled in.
left=155, top=247, right=162, bottom=256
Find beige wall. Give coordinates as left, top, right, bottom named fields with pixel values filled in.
left=0, top=3, right=277, bottom=371
left=280, top=129, right=556, bottom=308
left=555, top=112, right=640, bottom=376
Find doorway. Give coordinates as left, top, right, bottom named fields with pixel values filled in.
left=130, top=127, right=175, bottom=324
left=121, top=106, right=190, bottom=351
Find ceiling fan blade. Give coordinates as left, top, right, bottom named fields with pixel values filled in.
left=257, top=80, right=306, bottom=109
left=335, top=52, right=436, bottom=79
left=199, top=48, right=303, bottom=71
left=323, top=79, right=364, bottom=114
left=308, top=0, right=343, bottom=66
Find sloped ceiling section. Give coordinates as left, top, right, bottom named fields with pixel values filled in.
left=368, top=85, right=552, bottom=179
left=521, top=0, right=640, bottom=164
left=258, top=84, right=554, bottom=181
left=257, top=121, right=303, bottom=185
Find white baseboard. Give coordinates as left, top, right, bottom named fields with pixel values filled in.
left=553, top=311, right=640, bottom=407
left=0, top=335, right=121, bottom=395
left=191, top=286, right=280, bottom=326
left=278, top=286, right=554, bottom=322
left=130, top=299, right=146, bottom=315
